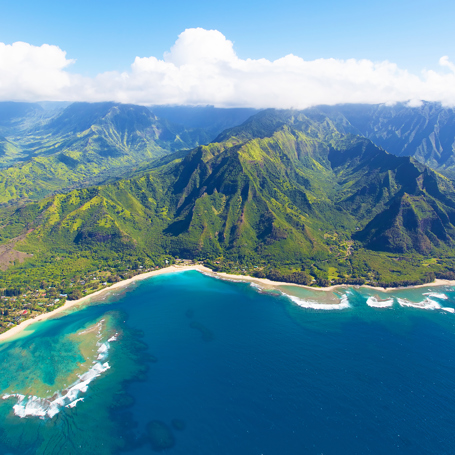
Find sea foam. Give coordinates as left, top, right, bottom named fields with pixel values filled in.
left=2, top=333, right=117, bottom=419
left=441, top=307, right=455, bottom=313
left=97, top=342, right=109, bottom=360
left=422, top=292, right=449, bottom=300
left=66, top=397, right=84, bottom=408
left=366, top=296, right=394, bottom=308
left=397, top=297, right=441, bottom=310
left=284, top=292, right=350, bottom=310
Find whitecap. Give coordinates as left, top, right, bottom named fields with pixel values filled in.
left=97, top=331, right=119, bottom=360
left=423, top=292, right=448, bottom=300
left=285, top=293, right=350, bottom=310
left=66, top=397, right=84, bottom=408
left=366, top=296, right=394, bottom=308
left=108, top=333, right=118, bottom=342
left=202, top=272, right=248, bottom=284
left=441, top=307, right=455, bottom=313
left=397, top=298, right=441, bottom=310
left=97, top=342, right=109, bottom=360
left=3, top=333, right=118, bottom=419
left=5, top=361, right=111, bottom=419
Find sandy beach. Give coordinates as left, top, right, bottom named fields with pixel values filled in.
left=204, top=272, right=455, bottom=293
left=207, top=271, right=346, bottom=291
left=1, top=264, right=455, bottom=343
left=362, top=279, right=455, bottom=292
left=0, top=265, right=211, bottom=344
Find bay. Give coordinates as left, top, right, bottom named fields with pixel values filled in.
left=0, top=271, right=454, bottom=454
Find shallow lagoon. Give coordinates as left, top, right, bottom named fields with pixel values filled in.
left=0, top=271, right=455, bottom=454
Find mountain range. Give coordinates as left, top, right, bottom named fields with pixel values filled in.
left=1, top=101, right=455, bottom=290
left=305, top=102, right=455, bottom=177
left=0, top=102, right=258, bottom=205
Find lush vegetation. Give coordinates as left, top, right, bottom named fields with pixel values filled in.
left=304, top=102, right=455, bottom=178
left=0, top=249, right=175, bottom=332
left=0, top=102, right=211, bottom=205
left=2, top=106, right=455, bottom=333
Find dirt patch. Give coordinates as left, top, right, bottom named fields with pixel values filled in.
left=0, top=233, right=33, bottom=271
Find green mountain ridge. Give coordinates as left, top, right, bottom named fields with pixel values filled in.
left=0, top=102, right=214, bottom=205
left=149, top=105, right=259, bottom=141
left=0, top=102, right=46, bottom=133
left=0, top=102, right=268, bottom=206
left=3, top=109, right=455, bottom=291
left=305, top=102, right=455, bottom=177
left=0, top=136, right=21, bottom=161
left=5, top=104, right=455, bottom=332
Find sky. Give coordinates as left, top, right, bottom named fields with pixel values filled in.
left=1, top=0, right=454, bottom=108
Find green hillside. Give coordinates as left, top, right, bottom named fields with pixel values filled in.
left=305, top=102, right=455, bottom=178
left=0, top=136, right=22, bottom=164
left=0, top=101, right=48, bottom=136
left=0, top=103, right=212, bottom=205
left=2, top=108, right=455, bottom=306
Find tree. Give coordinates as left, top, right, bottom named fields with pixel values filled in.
left=68, top=289, right=82, bottom=300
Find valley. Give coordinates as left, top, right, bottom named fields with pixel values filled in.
left=1, top=101, right=455, bottom=333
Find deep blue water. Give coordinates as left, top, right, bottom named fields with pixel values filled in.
left=0, top=271, right=455, bottom=454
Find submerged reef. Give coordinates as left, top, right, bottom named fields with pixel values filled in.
left=0, top=310, right=152, bottom=454
left=146, top=420, right=175, bottom=451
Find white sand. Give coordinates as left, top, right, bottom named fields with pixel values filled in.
left=0, top=265, right=210, bottom=343
left=362, top=279, right=455, bottom=292
left=1, top=265, right=454, bottom=343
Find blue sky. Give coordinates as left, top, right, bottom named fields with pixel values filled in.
left=2, top=0, right=453, bottom=75
left=1, top=0, right=454, bottom=107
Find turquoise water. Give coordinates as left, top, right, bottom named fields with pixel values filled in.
left=0, top=271, right=455, bottom=454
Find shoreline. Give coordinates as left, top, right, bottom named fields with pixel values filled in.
left=0, top=265, right=211, bottom=344
left=203, top=271, right=455, bottom=293
left=1, top=265, right=454, bottom=343
left=361, top=279, right=455, bottom=292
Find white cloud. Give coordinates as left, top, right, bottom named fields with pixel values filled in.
left=439, top=55, right=455, bottom=73
left=163, top=28, right=237, bottom=66
left=0, top=42, right=75, bottom=101
left=1, top=28, right=455, bottom=108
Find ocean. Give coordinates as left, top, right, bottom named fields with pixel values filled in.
left=0, top=271, right=454, bottom=454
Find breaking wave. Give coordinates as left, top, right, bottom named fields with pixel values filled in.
left=397, top=298, right=441, bottom=310
left=284, top=292, right=350, bottom=310
left=441, top=307, right=455, bottom=313
left=2, top=332, right=119, bottom=419
left=245, top=279, right=351, bottom=310
left=366, top=296, right=394, bottom=308
left=423, top=292, right=448, bottom=300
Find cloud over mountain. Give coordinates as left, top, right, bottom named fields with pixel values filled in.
left=1, top=28, right=455, bottom=108
left=0, top=41, right=74, bottom=101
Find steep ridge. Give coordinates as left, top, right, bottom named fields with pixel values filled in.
left=3, top=108, right=455, bottom=290
left=9, top=109, right=455, bottom=267
left=23, top=102, right=203, bottom=158
left=327, top=138, right=455, bottom=253
left=0, top=102, right=45, bottom=134
left=305, top=102, right=455, bottom=177
left=0, top=103, right=210, bottom=205
left=0, top=137, right=21, bottom=162
left=150, top=105, right=259, bottom=143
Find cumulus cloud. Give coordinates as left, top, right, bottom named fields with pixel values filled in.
left=0, top=41, right=75, bottom=101
left=1, top=28, right=455, bottom=108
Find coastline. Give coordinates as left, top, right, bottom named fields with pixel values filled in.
left=1, top=265, right=455, bottom=343
left=204, top=271, right=455, bottom=293
left=0, top=265, right=211, bottom=344
left=361, top=279, right=455, bottom=292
